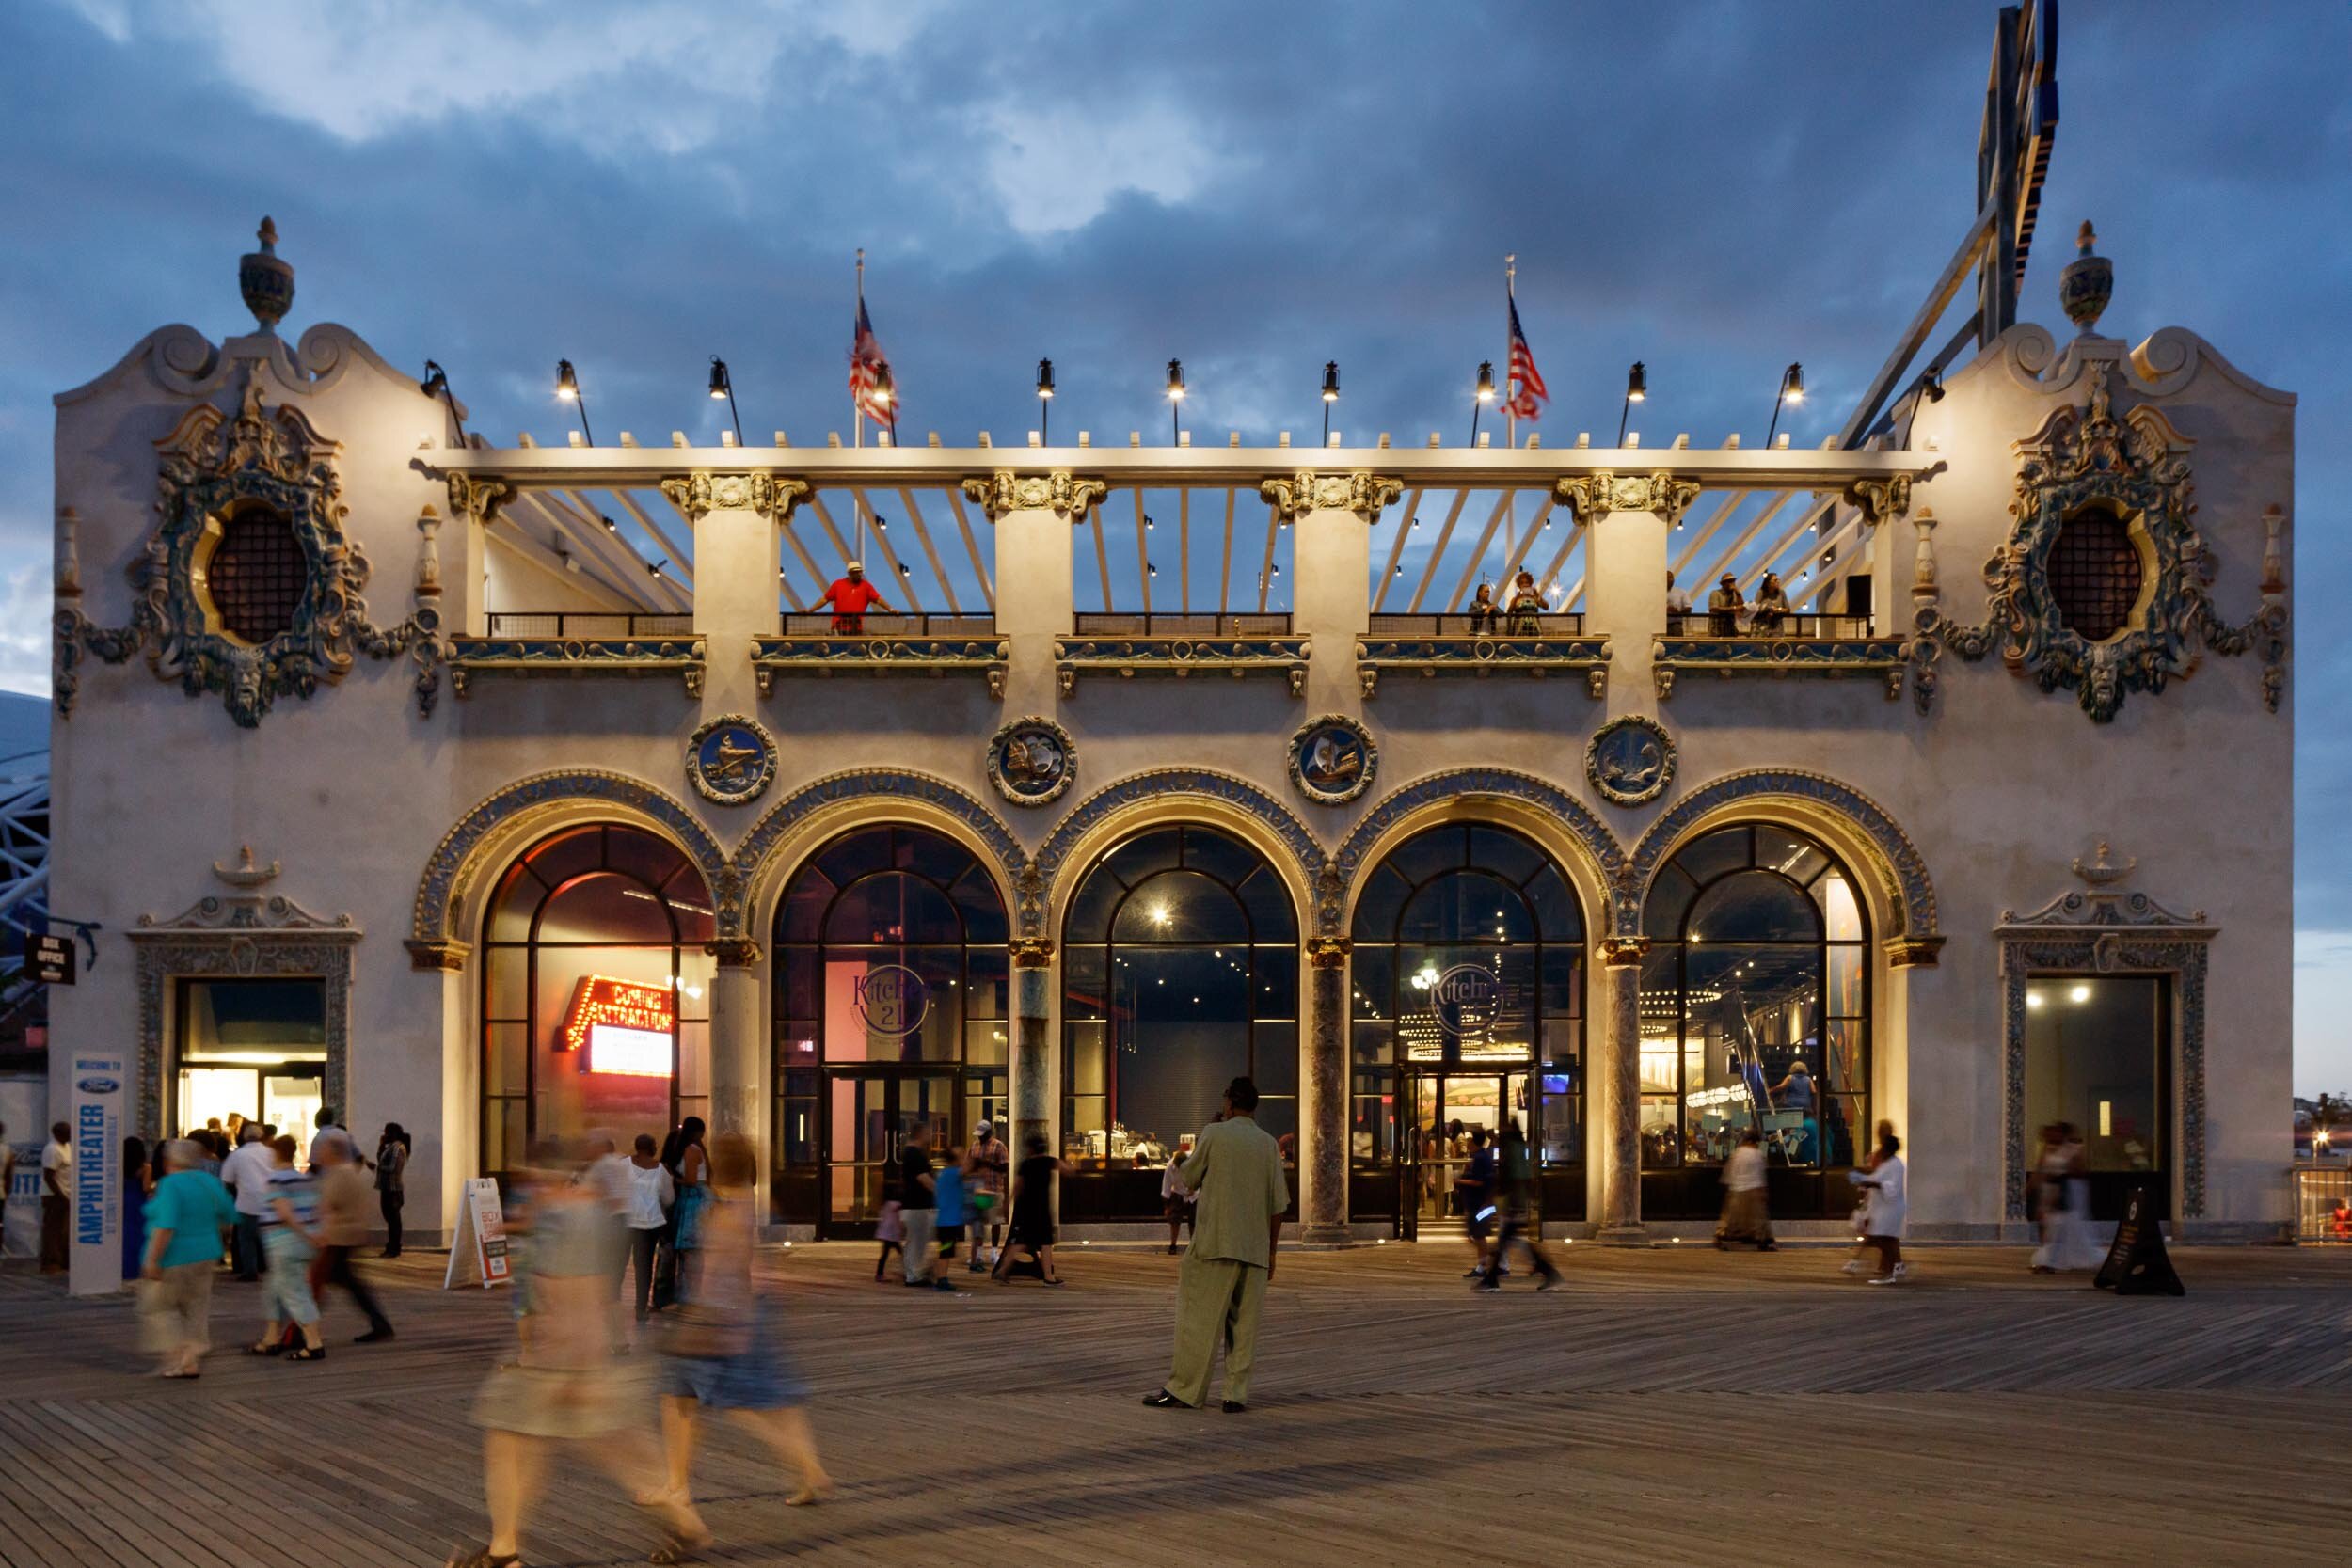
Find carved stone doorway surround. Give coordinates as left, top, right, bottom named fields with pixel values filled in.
left=126, top=849, right=358, bottom=1140
left=1994, top=846, right=2212, bottom=1224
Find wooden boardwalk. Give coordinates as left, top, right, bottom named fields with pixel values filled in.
left=2, top=1243, right=2344, bottom=1567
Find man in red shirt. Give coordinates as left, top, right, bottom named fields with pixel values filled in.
left=812, top=561, right=893, bottom=633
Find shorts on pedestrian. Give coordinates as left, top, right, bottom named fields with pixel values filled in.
left=473, top=1359, right=645, bottom=1437
left=261, top=1233, right=319, bottom=1325
left=937, top=1222, right=965, bottom=1250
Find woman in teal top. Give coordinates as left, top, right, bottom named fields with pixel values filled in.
left=139, top=1140, right=238, bottom=1377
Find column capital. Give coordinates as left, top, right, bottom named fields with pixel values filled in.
left=405, top=937, right=470, bottom=972
left=1306, top=935, right=1354, bottom=968
left=1259, top=470, right=1403, bottom=524
left=1597, top=934, right=1652, bottom=968
left=444, top=473, right=511, bottom=527
left=1842, top=474, right=1914, bottom=531
left=960, top=470, right=1107, bottom=522
left=1552, top=471, right=1701, bottom=528
left=1010, top=935, right=1057, bottom=968
left=706, top=936, right=764, bottom=967
left=1883, top=933, right=1945, bottom=969
left=659, top=471, right=809, bottom=523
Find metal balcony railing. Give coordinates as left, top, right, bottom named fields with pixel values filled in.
left=1367, top=612, right=1587, bottom=638
left=776, top=613, right=997, bottom=637
left=1666, top=611, right=1877, bottom=639
left=1070, top=613, right=1294, bottom=637
left=481, top=612, right=696, bottom=638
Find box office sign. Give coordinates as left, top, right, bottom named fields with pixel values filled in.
left=28, top=932, right=75, bottom=987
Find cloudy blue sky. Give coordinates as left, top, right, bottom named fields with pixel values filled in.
left=4, top=2, right=2347, bottom=1088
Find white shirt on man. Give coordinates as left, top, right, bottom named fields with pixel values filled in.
left=625, top=1161, right=675, bottom=1228
left=221, top=1139, right=277, bottom=1216
left=1724, top=1143, right=1767, bottom=1193
left=42, top=1138, right=72, bottom=1199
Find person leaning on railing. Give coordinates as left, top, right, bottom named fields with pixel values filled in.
left=809, top=561, right=893, bottom=634
left=1505, top=570, right=1543, bottom=636
left=1751, top=572, right=1790, bottom=634
left=1707, top=574, right=1743, bottom=637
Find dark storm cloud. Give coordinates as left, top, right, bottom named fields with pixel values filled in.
left=2, top=0, right=2347, bottom=944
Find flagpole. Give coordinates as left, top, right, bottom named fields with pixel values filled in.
left=1503, top=253, right=1517, bottom=566
left=854, top=249, right=866, bottom=454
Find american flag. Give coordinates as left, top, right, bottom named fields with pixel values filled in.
left=848, top=297, right=895, bottom=429
left=1501, top=296, right=1548, bottom=421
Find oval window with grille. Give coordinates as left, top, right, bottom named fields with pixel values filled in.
left=198, top=506, right=308, bottom=645
left=2047, top=509, right=2144, bottom=642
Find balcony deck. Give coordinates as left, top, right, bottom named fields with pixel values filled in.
left=448, top=612, right=705, bottom=697
left=1655, top=611, right=1910, bottom=700
left=1356, top=611, right=1612, bottom=698
left=1057, top=613, right=1309, bottom=696
left=754, top=613, right=1009, bottom=697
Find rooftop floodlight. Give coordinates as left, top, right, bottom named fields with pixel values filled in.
left=708, top=356, right=743, bottom=444
left=1321, top=359, right=1341, bottom=444
left=1617, top=360, right=1646, bottom=446
left=1166, top=357, right=1186, bottom=444
left=1767, top=360, right=1804, bottom=447
left=1037, top=357, right=1055, bottom=443
left=1470, top=360, right=1496, bottom=446
left=553, top=358, right=593, bottom=444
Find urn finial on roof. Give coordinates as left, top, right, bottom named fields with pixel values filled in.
left=2059, top=218, right=2111, bottom=337
left=239, top=214, right=295, bottom=334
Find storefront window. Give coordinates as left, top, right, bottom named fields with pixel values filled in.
left=173, top=977, right=326, bottom=1140
left=479, top=825, right=713, bottom=1178
left=1348, top=824, right=1585, bottom=1227
left=1061, top=826, right=1298, bottom=1215
left=1640, top=824, right=1867, bottom=1174
left=2025, top=975, right=2167, bottom=1177
left=771, top=825, right=1010, bottom=1230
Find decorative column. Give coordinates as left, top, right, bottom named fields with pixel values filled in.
left=1300, top=935, right=1353, bottom=1246
left=443, top=474, right=510, bottom=638
left=961, top=470, right=1100, bottom=709
left=1555, top=472, right=1698, bottom=706
left=1009, top=937, right=1056, bottom=1162
left=660, top=471, right=800, bottom=718
left=1261, top=471, right=1402, bottom=709
left=1596, top=935, right=1649, bottom=1243
left=707, top=937, right=763, bottom=1138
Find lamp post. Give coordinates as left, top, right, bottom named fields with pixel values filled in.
left=1617, top=361, right=1645, bottom=446
left=1766, top=361, right=1804, bottom=448
left=1470, top=360, right=1495, bottom=446
left=708, top=356, right=742, bottom=445
left=554, top=358, right=593, bottom=446
left=421, top=359, right=468, bottom=445
left=1321, top=360, right=1340, bottom=446
left=1166, top=358, right=1186, bottom=445
left=1036, top=357, right=1056, bottom=445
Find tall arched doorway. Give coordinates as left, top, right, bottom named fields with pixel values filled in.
left=479, top=823, right=714, bottom=1180
left=1060, top=824, right=1300, bottom=1224
left=1347, top=823, right=1587, bottom=1236
left=771, top=825, right=1010, bottom=1234
left=1639, top=822, right=1868, bottom=1218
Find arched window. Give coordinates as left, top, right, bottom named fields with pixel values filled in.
left=1639, top=824, right=1867, bottom=1199
left=771, top=825, right=1009, bottom=1231
left=1348, top=824, right=1586, bottom=1227
left=480, top=824, right=714, bottom=1178
left=1060, top=825, right=1299, bottom=1221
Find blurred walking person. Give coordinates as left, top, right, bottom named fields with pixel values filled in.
left=2031, top=1122, right=2103, bottom=1272
left=1715, top=1130, right=1776, bottom=1250
left=1143, top=1077, right=1290, bottom=1412
left=1850, top=1127, right=1908, bottom=1284
left=965, top=1119, right=1009, bottom=1272
left=658, top=1117, right=710, bottom=1307
left=375, top=1123, right=410, bottom=1258
left=314, top=1131, right=394, bottom=1342
left=447, top=1140, right=693, bottom=1568
left=251, top=1135, right=327, bottom=1360
left=897, top=1117, right=938, bottom=1287
left=137, top=1139, right=236, bottom=1377
left=993, top=1135, right=1072, bottom=1284
left=1161, top=1149, right=1196, bottom=1256
left=1454, top=1127, right=1499, bottom=1277
left=120, top=1136, right=152, bottom=1285
left=1476, top=1117, right=1562, bottom=1291
left=220, top=1123, right=273, bottom=1281
left=646, top=1132, right=832, bottom=1551
left=932, top=1141, right=967, bottom=1289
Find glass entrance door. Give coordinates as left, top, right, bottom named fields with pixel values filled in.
left=824, top=1068, right=958, bottom=1237
left=1402, top=1072, right=1526, bottom=1238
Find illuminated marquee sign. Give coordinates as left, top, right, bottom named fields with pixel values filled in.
left=561, top=975, right=675, bottom=1078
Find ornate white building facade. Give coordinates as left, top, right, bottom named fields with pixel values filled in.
left=45, top=221, right=2294, bottom=1249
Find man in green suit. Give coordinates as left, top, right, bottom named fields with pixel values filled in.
left=1143, top=1076, right=1291, bottom=1414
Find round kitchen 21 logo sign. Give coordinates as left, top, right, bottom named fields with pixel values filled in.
left=1432, top=964, right=1503, bottom=1039
left=854, top=963, right=932, bottom=1038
